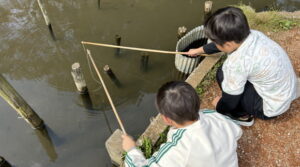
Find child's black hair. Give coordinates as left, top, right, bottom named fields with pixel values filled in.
left=204, top=7, right=250, bottom=45
left=156, top=81, right=200, bottom=124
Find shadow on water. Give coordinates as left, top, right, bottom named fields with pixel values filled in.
left=76, top=92, right=114, bottom=134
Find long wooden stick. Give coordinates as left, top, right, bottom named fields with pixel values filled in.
left=86, top=49, right=127, bottom=134
left=81, top=41, right=211, bottom=56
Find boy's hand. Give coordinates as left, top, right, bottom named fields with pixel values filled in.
left=122, top=134, right=136, bottom=152
left=186, top=47, right=204, bottom=57
left=186, top=49, right=200, bottom=57
left=212, top=96, right=221, bottom=108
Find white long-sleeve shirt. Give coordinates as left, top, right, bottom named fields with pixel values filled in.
left=222, top=30, right=297, bottom=117
left=124, top=109, right=242, bottom=167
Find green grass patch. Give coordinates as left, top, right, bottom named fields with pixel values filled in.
left=122, top=127, right=170, bottom=160
left=236, top=4, right=300, bottom=32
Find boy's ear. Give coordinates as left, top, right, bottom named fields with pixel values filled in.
left=162, top=115, right=173, bottom=126
left=224, top=41, right=234, bottom=48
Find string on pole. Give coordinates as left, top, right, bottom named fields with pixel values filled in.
left=83, top=47, right=127, bottom=134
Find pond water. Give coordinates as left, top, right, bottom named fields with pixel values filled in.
left=0, top=0, right=299, bottom=166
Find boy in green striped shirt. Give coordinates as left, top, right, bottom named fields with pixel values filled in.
left=122, top=81, right=242, bottom=167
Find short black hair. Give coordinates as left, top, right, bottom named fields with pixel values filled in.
left=204, top=7, right=250, bottom=45
left=156, top=81, right=200, bottom=124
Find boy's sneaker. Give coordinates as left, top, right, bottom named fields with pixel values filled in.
left=225, top=114, right=254, bottom=127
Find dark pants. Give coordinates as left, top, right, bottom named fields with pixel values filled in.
left=216, top=66, right=274, bottom=120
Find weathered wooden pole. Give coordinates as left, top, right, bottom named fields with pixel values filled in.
left=177, top=26, right=187, bottom=40
left=103, top=65, right=122, bottom=87
left=115, top=35, right=121, bottom=55
left=0, top=156, right=11, bottom=167
left=204, top=1, right=213, bottom=22
left=37, top=0, right=55, bottom=39
left=0, top=74, right=44, bottom=129
left=71, top=62, right=89, bottom=94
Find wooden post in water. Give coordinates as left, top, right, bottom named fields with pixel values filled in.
left=177, top=26, right=187, bottom=40
left=37, top=0, right=55, bottom=39
left=0, top=74, right=44, bottom=129
left=98, top=0, right=101, bottom=9
left=71, top=62, right=88, bottom=94
left=204, top=1, right=213, bottom=22
left=0, top=156, right=11, bottom=167
left=140, top=52, right=149, bottom=72
left=115, top=35, right=121, bottom=55
left=103, top=65, right=122, bottom=87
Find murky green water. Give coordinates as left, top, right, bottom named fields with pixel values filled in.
left=0, top=0, right=299, bottom=166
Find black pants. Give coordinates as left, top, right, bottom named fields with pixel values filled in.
left=216, top=66, right=274, bottom=120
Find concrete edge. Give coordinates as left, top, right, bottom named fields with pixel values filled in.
left=105, top=53, right=223, bottom=166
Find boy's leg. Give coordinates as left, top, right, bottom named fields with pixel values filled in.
left=216, top=66, right=274, bottom=120
left=240, top=82, right=275, bottom=120
left=216, top=66, right=248, bottom=117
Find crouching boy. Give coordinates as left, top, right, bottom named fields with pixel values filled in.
left=122, top=81, right=242, bottom=167
left=187, top=7, right=298, bottom=126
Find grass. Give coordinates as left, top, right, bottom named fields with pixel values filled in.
left=237, top=4, right=300, bottom=32
left=122, top=127, right=169, bottom=160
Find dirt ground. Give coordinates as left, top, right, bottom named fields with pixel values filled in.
left=200, top=27, right=300, bottom=166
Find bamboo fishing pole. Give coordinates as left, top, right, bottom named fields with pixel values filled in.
left=85, top=49, right=127, bottom=134
left=81, top=41, right=212, bottom=56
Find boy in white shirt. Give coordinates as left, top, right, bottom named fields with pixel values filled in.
left=122, top=81, right=242, bottom=167
left=187, top=7, right=298, bottom=126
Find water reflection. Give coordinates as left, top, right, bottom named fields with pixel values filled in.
left=78, top=92, right=94, bottom=110
left=34, top=126, right=58, bottom=162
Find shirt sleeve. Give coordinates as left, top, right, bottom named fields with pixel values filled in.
left=125, top=129, right=187, bottom=167
left=203, top=43, right=221, bottom=54
left=124, top=148, right=161, bottom=167
left=124, top=146, right=185, bottom=167
left=221, top=64, right=248, bottom=95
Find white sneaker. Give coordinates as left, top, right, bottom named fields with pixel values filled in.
left=224, top=115, right=255, bottom=127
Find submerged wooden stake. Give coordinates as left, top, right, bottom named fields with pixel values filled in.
left=0, top=74, right=44, bottom=129
left=103, top=65, right=122, bottom=87
left=35, top=127, right=58, bottom=162
left=177, top=26, right=187, bottom=40
left=204, top=1, right=213, bottom=21
left=71, top=62, right=88, bottom=94
left=37, top=0, right=55, bottom=39
left=98, top=0, right=101, bottom=9
left=115, top=35, right=121, bottom=55
left=140, top=53, right=149, bottom=72
left=86, top=49, right=127, bottom=134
